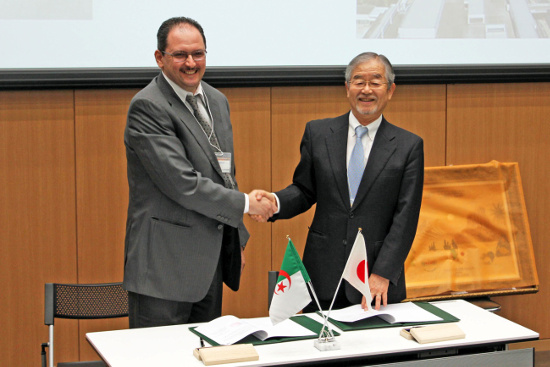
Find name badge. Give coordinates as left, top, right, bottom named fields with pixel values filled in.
left=216, top=152, right=232, bottom=173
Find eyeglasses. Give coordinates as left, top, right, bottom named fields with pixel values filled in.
left=348, top=79, right=389, bottom=90
left=162, top=50, right=207, bottom=63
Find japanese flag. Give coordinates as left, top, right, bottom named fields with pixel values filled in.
left=342, top=230, right=373, bottom=310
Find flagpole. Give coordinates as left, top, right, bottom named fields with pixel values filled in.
left=289, top=231, right=335, bottom=340
left=358, top=228, right=373, bottom=312
left=317, top=228, right=361, bottom=340
left=317, top=227, right=367, bottom=339
left=307, top=281, right=335, bottom=340
left=318, top=277, right=344, bottom=340
left=307, top=282, right=324, bottom=317
left=319, top=228, right=370, bottom=338
left=279, top=235, right=338, bottom=350
left=314, top=278, right=343, bottom=350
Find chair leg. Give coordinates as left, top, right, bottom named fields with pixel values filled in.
left=41, top=343, right=48, bottom=367
left=49, top=325, right=54, bottom=367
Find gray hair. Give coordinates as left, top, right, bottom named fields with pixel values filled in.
left=345, top=52, right=395, bottom=89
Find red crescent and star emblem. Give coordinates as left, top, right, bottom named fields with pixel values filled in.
left=274, top=270, right=292, bottom=295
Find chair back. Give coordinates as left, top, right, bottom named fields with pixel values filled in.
left=43, top=282, right=128, bottom=367
left=51, top=283, right=128, bottom=320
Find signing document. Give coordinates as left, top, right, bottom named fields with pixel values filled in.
left=325, top=302, right=443, bottom=324
left=195, top=315, right=316, bottom=345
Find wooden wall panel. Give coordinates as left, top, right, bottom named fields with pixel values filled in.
left=220, top=87, right=273, bottom=318
left=0, top=91, right=78, bottom=366
left=74, top=89, right=138, bottom=361
left=447, top=82, right=550, bottom=338
left=384, top=84, right=447, bottom=168
left=75, top=89, right=137, bottom=283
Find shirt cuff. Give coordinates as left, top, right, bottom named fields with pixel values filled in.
left=272, top=193, right=281, bottom=214
left=244, top=193, right=249, bottom=214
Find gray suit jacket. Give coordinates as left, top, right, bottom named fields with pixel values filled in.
left=123, top=73, right=249, bottom=303
left=274, top=113, right=424, bottom=304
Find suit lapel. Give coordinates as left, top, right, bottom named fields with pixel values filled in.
left=203, top=86, right=233, bottom=181
left=352, top=118, right=396, bottom=209
left=157, top=75, right=225, bottom=180
left=326, top=114, right=351, bottom=208
left=206, top=92, right=230, bottom=153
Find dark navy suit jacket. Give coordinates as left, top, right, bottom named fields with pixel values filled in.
left=275, top=113, right=424, bottom=304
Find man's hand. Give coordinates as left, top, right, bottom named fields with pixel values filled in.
left=364, top=273, right=390, bottom=310
left=248, top=190, right=278, bottom=222
left=248, top=190, right=277, bottom=222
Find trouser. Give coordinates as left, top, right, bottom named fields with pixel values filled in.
left=128, top=258, right=223, bottom=328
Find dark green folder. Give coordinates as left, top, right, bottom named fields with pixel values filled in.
left=324, top=302, right=460, bottom=332
left=189, top=315, right=340, bottom=346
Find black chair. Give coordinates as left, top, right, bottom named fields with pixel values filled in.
left=41, top=282, right=128, bottom=367
left=268, top=270, right=280, bottom=310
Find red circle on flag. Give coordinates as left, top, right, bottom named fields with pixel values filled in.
left=356, top=260, right=366, bottom=283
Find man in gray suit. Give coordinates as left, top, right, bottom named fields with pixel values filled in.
left=253, top=52, right=424, bottom=312
left=123, top=17, right=275, bottom=327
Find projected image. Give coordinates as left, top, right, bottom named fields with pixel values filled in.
left=357, top=0, right=550, bottom=38
left=0, top=0, right=92, bottom=20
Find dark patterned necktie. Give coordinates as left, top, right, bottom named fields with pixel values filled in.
left=186, top=94, right=235, bottom=189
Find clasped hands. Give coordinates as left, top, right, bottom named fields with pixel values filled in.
left=247, top=190, right=277, bottom=222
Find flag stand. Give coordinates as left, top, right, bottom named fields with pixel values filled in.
left=314, top=337, right=340, bottom=351
left=309, top=282, right=341, bottom=351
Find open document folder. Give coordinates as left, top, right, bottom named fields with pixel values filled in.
left=190, top=315, right=340, bottom=346
left=321, top=302, right=460, bottom=331
left=324, top=302, right=443, bottom=324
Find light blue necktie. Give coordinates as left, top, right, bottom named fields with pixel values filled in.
left=348, top=125, right=368, bottom=206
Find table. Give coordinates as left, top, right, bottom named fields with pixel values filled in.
left=86, top=299, right=538, bottom=366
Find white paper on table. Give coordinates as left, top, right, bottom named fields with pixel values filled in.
left=194, top=315, right=315, bottom=345
left=323, top=302, right=443, bottom=324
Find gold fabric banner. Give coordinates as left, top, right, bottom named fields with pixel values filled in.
left=405, top=161, right=539, bottom=299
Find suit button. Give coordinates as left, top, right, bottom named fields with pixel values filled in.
left=349, top=212, right=354, bottom=218
left=343, top=240, right=347, bottom=245
left=217, top=224, right=224, bottom=230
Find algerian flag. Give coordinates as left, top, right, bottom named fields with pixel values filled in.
left=342, top=230, right=373, bottom=310
left=269, top=239, right=312, bottom=325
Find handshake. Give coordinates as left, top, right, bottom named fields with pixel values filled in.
left=247, top=190, right=278, bottom=222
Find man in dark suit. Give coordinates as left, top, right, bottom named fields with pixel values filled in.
left=253, top=52, right=424, bottom=311
left=123, top=17, right=275, bottom=328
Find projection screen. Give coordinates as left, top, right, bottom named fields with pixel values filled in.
left=1, top=0, right=549, bottom=88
